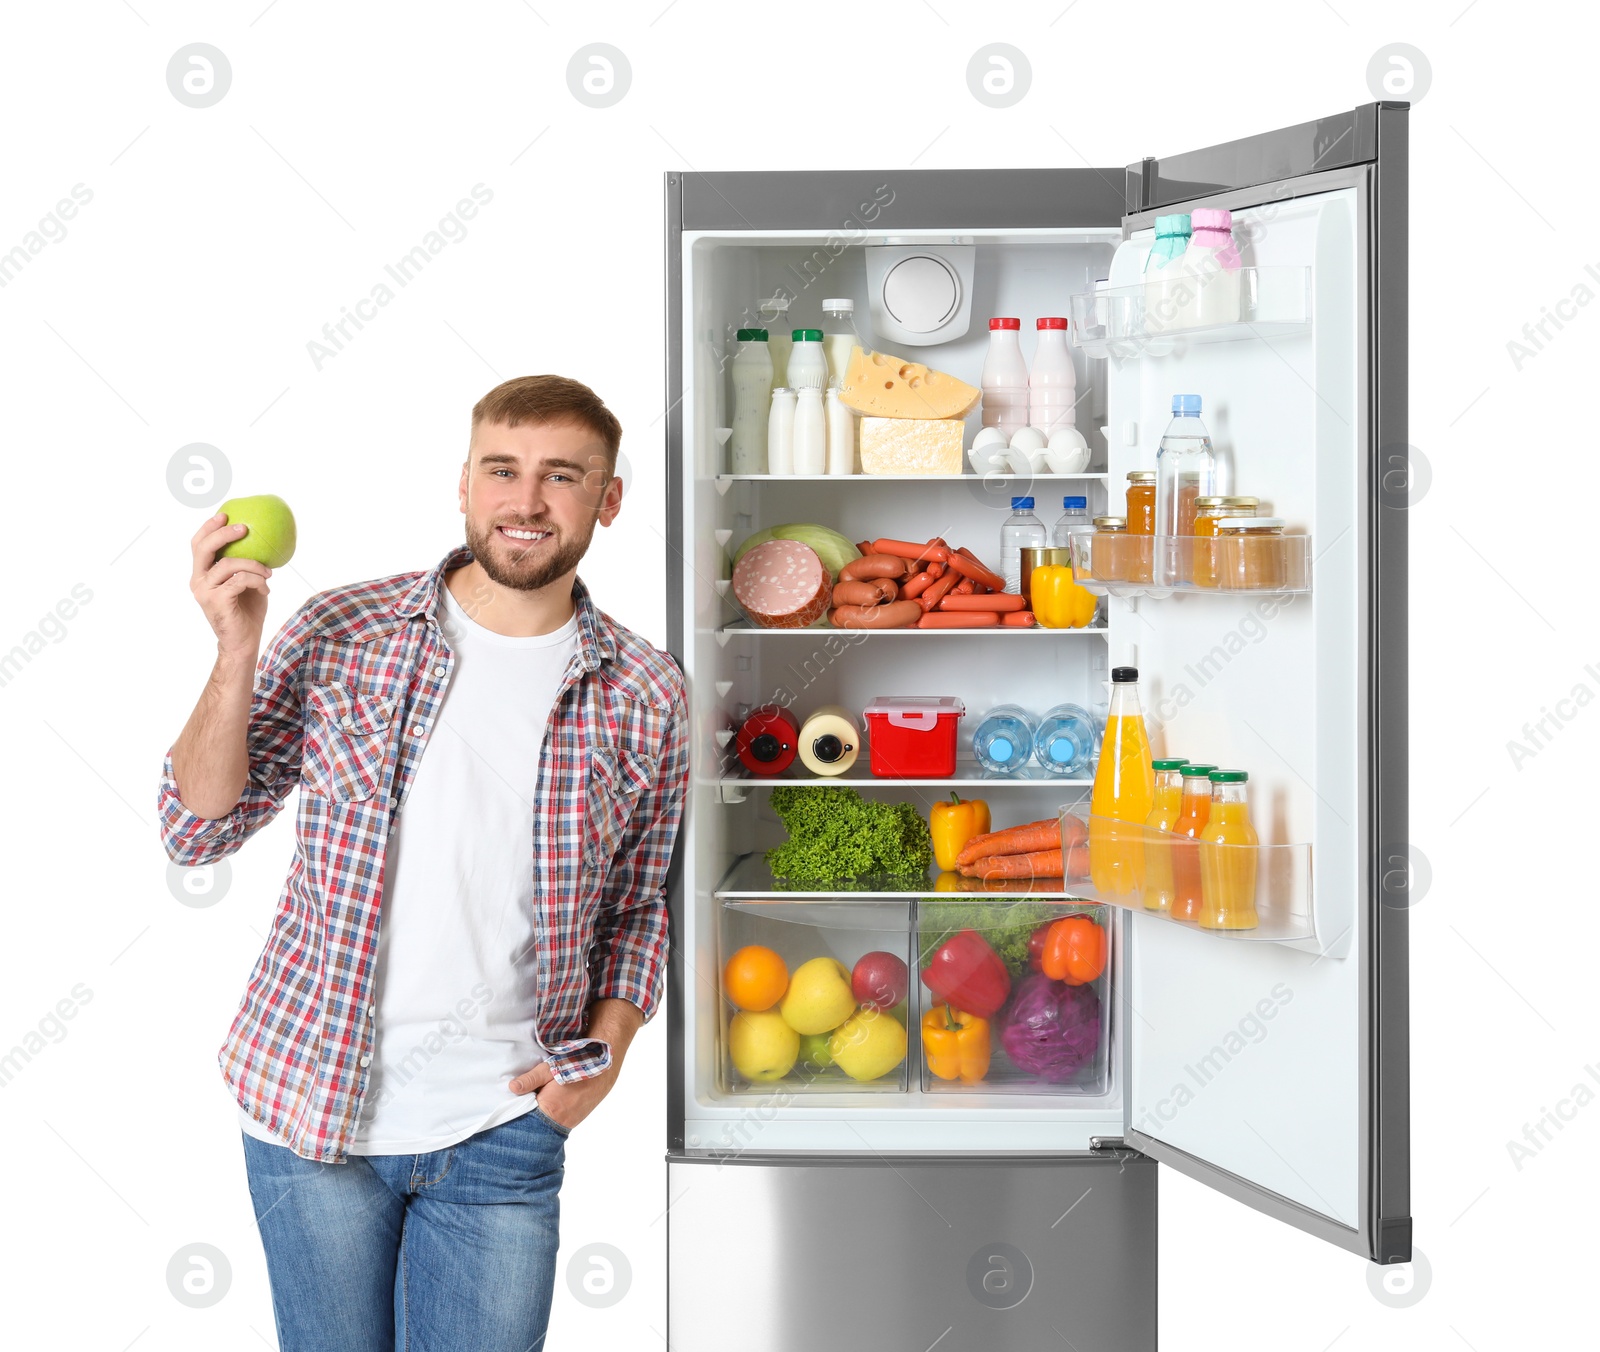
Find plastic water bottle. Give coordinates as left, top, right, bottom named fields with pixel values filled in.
left=1051, top=495, right=1093, bottom=550
left=1033, top=703, right=1100, bottom=778
left=1000, top=496, right=1048, bottom=594
left=1154, top=394, right=1222, bottom=585
left=972, top=704, right=1038, bottom=776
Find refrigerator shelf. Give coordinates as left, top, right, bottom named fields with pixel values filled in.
left=1068, top=265, right=1313, bottom=359
left=715, top=620, right=1109, bottom=638
left=1066, top=532, right=1312, bottom=598
left=1062, top=813, right=1316, bottom=944
left=719, top=759, right=1094, bottom=789
left=713, top=472, right=1109, bottom=484
left=715, top=853, right=1085, bottom=899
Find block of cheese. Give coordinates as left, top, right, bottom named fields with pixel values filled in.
left=840, top=346, right=981, bottom=420
left=859, top=417, right=966, bottom=475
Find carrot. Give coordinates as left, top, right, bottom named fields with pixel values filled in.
left=901, top=570, right=936, bottom=599
left=916, top=610, right=1000, bottom=628
left=1001, top=610, right=1038, bottom=626
left=955, top=818, right=1073, bottom=866
left=936, top=592, right=1027, bottom=612
left=872, top=538, right=951, bottom=564
left=959, top=848, right=1065, bottom=879
left=918, top=570, right=959, bottom=611
left=944, top=550, right=1006, bottom=592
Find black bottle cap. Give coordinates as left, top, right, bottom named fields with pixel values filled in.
left=812, top=734, right=843, bottom=763
left=1112, top=666, right=1139, bottom=682
left=749, top=733, right=784, bottom=763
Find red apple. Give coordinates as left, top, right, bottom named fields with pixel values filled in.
left=851, top=951, right=908, bottom=1012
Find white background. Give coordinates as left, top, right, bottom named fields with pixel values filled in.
left=0, top=2, right=1587, bottom=1348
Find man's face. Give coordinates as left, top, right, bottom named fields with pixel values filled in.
left=459, top=418, right=622, bottom=591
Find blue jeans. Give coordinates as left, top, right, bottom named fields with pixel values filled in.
left=241, top=1101, right=569, bottom=1351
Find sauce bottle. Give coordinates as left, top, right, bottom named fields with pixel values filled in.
left=797, top=705, right=861, bottom=777
left=1088, top=667, right=1155, bottom=896
left=736, top=705, right=800, bottom=776
left=1140, top=758, right=1189, bottom=912
left=1168, top=763, right=1217, bottom=920
left=1197, top=769, right=1260, bottom=929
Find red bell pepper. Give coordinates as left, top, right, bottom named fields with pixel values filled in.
left=921, top=929, right=1011, bottom=1019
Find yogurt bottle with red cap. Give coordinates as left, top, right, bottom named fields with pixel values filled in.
left=1028, top=316, right=1077, bottom=434
left=981, top=317, right=1030, bottom=439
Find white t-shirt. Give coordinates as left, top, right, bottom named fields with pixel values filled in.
left=238, top=577, right=579, bottom=1153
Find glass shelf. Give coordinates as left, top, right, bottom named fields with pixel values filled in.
left=719, top=753, right=1092, bottom=789
left=714, top=472, right=1108, bottom=483
left=1062, top=812, right=1315, bottom=944
left=715, top=854, right=1083, bottom=899
left=1066, top=533, right=1312, bottom=598
left=1068, top=266, right=1312, bottom=358
left=715, top=619, right=1109, bottom=637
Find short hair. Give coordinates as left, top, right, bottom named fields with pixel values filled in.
left=470, top=375, right=621, bottom=473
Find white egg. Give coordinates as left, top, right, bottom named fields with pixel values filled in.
left=1009, top=425, right=1049, bottom=454
left=1044, top=426, right=1092, bottom=474
left=971, top=426, right=1008, bottom=451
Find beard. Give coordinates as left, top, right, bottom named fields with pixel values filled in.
left=464, top=511, right=597, bottom=591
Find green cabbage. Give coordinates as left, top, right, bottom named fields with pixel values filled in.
left=732, top=523, right=861, bottom=582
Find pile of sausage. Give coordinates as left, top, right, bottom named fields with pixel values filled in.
left=829, top=537, right=1037, bottom=629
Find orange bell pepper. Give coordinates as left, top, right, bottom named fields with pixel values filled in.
left=920, top=1003, right=992, bottom=1083
left=1040, top=915, right=1106, bottom=986
left=930, top=792, right=991, bottom=873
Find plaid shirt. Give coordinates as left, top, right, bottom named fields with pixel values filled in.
left=158, top=544, right=688, bottom=1163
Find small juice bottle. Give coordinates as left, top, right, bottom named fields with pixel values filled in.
left=1197, top=769, right=1260, bottom=929
left=1140, top=758, right=1189, bottom=911
left=1168, top=763, right=1217, bottom=921
left=1089, top=667, right=1156, bottom=896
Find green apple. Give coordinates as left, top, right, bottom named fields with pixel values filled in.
left=217, top=494, right=297, bottom=568
left=779, top=957, right=856, bottom=1035
left=797, top=1031, right=834, bottom=1071
left=829, top=1007, right=908, bottom=1082
left=729, top=1010, right=798, bottom=1082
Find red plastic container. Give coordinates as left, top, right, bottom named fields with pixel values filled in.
left=862, top=696, right=966, bottom=778
left=736, top=705, right=799, bottom=776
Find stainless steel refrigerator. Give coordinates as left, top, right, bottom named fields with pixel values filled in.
left=662, top=101, right=1409, bottom=1351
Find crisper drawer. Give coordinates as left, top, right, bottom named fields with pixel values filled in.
left=715, top=899, right=1113, bottom=1099
left=667, top=1151, right=1156, bottom=1352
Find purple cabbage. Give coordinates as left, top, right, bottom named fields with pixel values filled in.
left=999, top=972, right=1102, bottom=1081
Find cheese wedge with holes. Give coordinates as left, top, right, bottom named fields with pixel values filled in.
left=859, top=417, right=966, bottom=475
left=840, top=346, right=981, bottom=420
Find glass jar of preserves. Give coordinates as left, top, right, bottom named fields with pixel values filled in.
left=1216, top=517, right=1288, bottom=590
left=1125, top=471, right=1156, bottom=536
left=1089, top=515, right=1129, bottom=582
left=1192, top=495, right=1259, bottom=587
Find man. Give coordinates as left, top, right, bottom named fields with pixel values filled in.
left=158, top=375, right=689, bottom=1351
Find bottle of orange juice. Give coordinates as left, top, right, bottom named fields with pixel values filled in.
left=1140, top=758, right=1189, bottom=911
left=1168, top=763, right=1217, bottom=920
left=1089, top=667, right=1155, bottom=896
left=1197, top=769, right=1260, bottom=929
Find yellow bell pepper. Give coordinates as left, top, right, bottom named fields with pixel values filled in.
left=930, top=792, right=990, bottom=872
left=920, top=1003, right=992, bottom=1083
left=1031, top=563, right=1098, bottom=629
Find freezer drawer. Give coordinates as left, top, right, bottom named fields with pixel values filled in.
left=667, top=1151, right=1156, bottom=1352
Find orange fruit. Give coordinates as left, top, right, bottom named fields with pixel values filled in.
left=723, top=945, right=789, bottom=1011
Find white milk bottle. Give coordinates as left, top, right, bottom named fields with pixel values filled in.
left=767, top=388, right=797, bottom=475
left=981, top=317, right=1030, bottom=439
left=1182, top=208, right=1242, bottom=326
left=728, top=328, right=773, bottom=474
left=787, top=328, right=829, bottom=391
left=1142, top=214, right=1191, bottom=334
left=759, top=294, right=792, bottom=385
left=1028, top=317, right=1077, bottom=434
left=825, top=387, right=856, bottom=475
left=822, top=299, right=858, bottom=388
left=792, top=386, right=826, bottom=475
